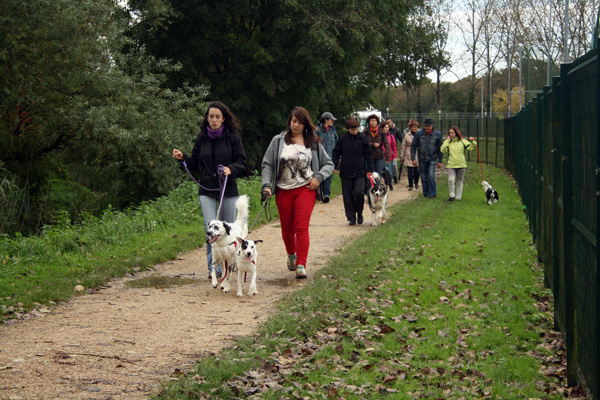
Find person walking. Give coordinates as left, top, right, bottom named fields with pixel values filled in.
left=440, top=126, right=477, bottom=201
left=172, top=101, right=246, bottom=279
left=386, top=118, right=404, bottom=183
left=261, top=107, right=334, bottom=279
left=331, top=117, right=374, bottom=226
left=410, top=118, right=443, bottom=198
left=381, top=121, right=397, bottom=190
left=400, top=119, right=420, bottom=191
left=363, top=114, right=390, bottom=177
left=315, top=111, right=338, bottom=203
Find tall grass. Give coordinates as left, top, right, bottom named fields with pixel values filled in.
left=0, top=174, right=271, bottom=317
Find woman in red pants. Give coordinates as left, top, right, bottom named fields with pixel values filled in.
left=261, top=107, right=334, bottom=279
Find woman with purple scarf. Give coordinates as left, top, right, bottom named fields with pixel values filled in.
left=172, top=101, right=246, bottom=278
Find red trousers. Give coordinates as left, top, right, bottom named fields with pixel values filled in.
left=275, top=185, right=317, bottom=268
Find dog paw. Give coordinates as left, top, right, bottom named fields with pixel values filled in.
left=237, top=292, right=243, bottom=297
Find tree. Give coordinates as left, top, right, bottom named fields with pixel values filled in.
left=492, top=86, right=524, bottom=114
left=0, top=0, right=207, bottom=233
left=126, top=0, right=440, bottom=167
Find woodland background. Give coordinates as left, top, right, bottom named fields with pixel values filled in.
left=0, top=0, right=596, bottom=236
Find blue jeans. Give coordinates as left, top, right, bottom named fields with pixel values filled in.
left=373, top=158, right=386, bottom=177
left=322, top=175, right=332, bottom=198
left=417, top=160, right=437, bottom=197
left=199, top=195, right=239, bottom=274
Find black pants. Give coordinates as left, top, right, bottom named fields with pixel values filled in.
left=407, top=166, right=420, bottom=188
left=341, top=176, right=366, bottom=222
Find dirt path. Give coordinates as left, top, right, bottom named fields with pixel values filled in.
left=0, top=180, right=416, bottom=400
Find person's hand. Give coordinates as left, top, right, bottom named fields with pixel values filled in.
left=412, top=160, right=418, bottom=167
left=469, top=137, right=475, bottom=141
left=373, top=142, right=380, bottom=148
left=261, top=188, right=271, bottom=202
left=334, top=169, right=339, bottom=175
left=222, top=166, right=231, bottom=175
left=436, top=162, right=441, bottom=169
left=308, top=177, right=320, bottom=191
left=172, top=149, right=183, bottom=160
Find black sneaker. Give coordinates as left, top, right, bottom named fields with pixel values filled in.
left=393, top=177, right=398, bottom=184
left=349, top=220, right=356, bottom=226
left=322, top=196, right=330, bottom=203
left=357, top=215, right=363, bottom=225
left=447, top=197, right=455, bottom=202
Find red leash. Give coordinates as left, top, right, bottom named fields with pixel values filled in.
left=475, top=144, right=485, bottom=182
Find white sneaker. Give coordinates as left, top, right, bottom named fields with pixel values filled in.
left=296, top=265, right=307, bottom=279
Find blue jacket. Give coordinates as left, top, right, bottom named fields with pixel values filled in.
left=316, top=123, right=338, bottom=158
left=410, top=128, right=443, bottom=163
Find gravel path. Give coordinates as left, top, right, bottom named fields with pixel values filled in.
left=0, top=181, right=416, bottom=400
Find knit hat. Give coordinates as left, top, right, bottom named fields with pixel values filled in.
left=423, top=118, right=434, bottom=126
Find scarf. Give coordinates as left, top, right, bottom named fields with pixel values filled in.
left=369, top=126, right=379, bottom=138
left=207, top=126, right=224, bottom=139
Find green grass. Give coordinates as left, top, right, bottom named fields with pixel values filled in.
left=152, top=163, right=565, bottom=399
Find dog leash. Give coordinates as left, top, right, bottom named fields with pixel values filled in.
left=179, top=160, right=228, bottom=220
left=246, top=196, right=273, bottom=238
left=474, top=144, right=485, bottom=182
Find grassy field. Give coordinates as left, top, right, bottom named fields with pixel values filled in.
left=151, top=163, right=569, bottom=399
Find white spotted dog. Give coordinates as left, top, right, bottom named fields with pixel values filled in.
left=235, top=237, right=262, bottom=297
left=482, top=180, right=499, bottom=205
left=205, top=195, right=249, bottom=292
left=367, top=172, right=389, bottom=226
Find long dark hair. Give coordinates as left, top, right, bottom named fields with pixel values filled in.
left=285, top=106, right=319, bottom=149
left=199, top=101, right=241, bottom=136
left=450, top=126, right=463, bottom=140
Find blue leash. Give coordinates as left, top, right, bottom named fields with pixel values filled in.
left=180, top=160, right=228, bottom=220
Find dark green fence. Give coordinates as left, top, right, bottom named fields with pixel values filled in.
left=436, top=118, right=504, bottom=168
left=388, top=115, right=505, bottom=168
left=505, top=48, right=599, bottom=400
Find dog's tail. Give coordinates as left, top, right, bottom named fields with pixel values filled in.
left=235, top=195, right=250, bottom=238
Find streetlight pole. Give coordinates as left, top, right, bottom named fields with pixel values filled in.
left=563, top=0, right=569, bottom=63
left=519, top=46, right=523, bottom=109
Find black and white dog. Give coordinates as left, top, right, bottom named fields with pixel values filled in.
left=205, top=195, right=249, bottom=291
left=482, top=181, right=499, bottom=205
left=235, top=237, right=262, bottom=297
left=367, top=172, right=389, bottom=226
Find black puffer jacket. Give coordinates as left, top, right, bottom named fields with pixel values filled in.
left=182, top=128, right=246, bottom=198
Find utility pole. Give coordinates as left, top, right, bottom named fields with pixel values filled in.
left=564, top=0, right=569, bottom=63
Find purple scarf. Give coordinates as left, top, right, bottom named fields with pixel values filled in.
left=207, top=126, right=224, bottom=139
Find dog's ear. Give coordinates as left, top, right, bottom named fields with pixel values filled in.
left=224, top=222, right=231, bottom=236
left=255, top=240, right=263, bottom=244
left=236, top=236, right=243, bottom=244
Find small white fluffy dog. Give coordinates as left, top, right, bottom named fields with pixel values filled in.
left=482, top=181, right=499, bottom=205
left=235, top=237, right=262, bottom=297
left=368, top=172, right=388, bottom=226
left=205, top=195, right=249, bottom=291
